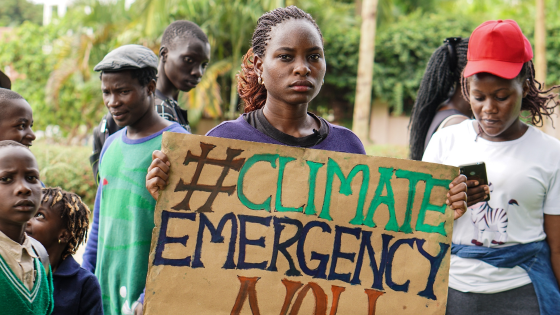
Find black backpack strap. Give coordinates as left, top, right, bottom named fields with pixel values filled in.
left=28, top=236, right=50, bottom=275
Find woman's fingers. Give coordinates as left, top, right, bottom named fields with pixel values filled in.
left=453, top=203, right=468, bottom=220
left=447, top=191, right=467, bottom=204
left=447, top=175, right=468, bottom=220
left=467, top=184, right=489, bottom=206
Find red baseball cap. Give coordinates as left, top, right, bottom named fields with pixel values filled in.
left=463, top=19, right=533, bottom=79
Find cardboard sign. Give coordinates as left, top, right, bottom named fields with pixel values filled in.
left=144, top=133, right=458, bottom=315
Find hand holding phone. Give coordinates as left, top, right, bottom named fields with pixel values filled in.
left=459, top=162, right=490, bottom=203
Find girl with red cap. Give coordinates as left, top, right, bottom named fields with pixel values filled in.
left=423, top=20, right=560, bottom=314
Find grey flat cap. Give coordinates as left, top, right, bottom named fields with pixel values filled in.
left=94, top=44, right=158, bottom=72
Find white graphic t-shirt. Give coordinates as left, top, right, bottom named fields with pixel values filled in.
left=423, top=120, right=560, bottom=293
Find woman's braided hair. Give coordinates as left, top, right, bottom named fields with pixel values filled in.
left=461, top=60, right=560, bottom=127
left=409, top=37, right=469, bottom=161
left=42, top=187, right=90, bottom=260
left=238, top=6, right=323, bottom=113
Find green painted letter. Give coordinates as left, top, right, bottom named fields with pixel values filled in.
left=237, top=154, right=279, bottom=212
left=304, top=161, right=324, bottom=215
left=275, top=156, right=304, bottom=212
left=320, top=158, right=370, bottom=222
left=364, top=167, right=398, bottom=231
left=395, top=170, right=432, bottom=233
left=415, top=177, right=452, bottom=236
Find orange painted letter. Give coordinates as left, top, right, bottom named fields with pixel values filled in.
left=231, top=276, right=261, bottom=315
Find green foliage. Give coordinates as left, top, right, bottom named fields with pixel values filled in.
left=3, top=0, right=560, bottom=132
left=0, top=21, right=105, bottom=135
left=372, top=12, right=478, bottom=114
left=30, top=142, right=96, bottom=210
left=0, top=0, right=42, bottom=27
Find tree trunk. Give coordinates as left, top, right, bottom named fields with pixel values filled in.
left=352, top=0, right=378, bottom=143
left=535, top=0, right=546, bottom=84
left=535, top=0, right=553, bottom=135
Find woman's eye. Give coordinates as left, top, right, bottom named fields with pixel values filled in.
left=309, top=54, right=320, bottom=61
left=0, top=177, right=12, bottom=182
left=279, top=55, right=292, bottom=61
left=496, top=96, right=509, bottom=101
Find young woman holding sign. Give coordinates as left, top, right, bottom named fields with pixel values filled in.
left=146, top=6, right=477, bottom=216
left=423, top=20, right=560, bottom=314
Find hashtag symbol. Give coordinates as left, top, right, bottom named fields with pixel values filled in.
left=172, top=142, right=245, bottom=212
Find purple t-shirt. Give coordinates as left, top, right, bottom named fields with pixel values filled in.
left=206, top=115, right=366, bottom=155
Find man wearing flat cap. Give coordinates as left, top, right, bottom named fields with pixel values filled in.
left=82, top=44, right=189, bottom=315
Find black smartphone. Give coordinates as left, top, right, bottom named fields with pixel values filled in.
left=459, top=161, right=490, bottom=201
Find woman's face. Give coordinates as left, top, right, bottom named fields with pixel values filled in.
left=469, top=73, right=529, bottom=140
left=255, top=19, right=326, bottom=107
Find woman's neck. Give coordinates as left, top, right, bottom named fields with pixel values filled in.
left=475, top=118, right=528, bottom=142
left=438, top=88, right=472, bottom=117
left=47, top=245, right=66, bottom=273
left=261, top=99, right=319, bottom=137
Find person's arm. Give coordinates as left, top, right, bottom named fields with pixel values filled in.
left=545, top=214, right=560, bottom=287
left=82, top=184, right=102, bottom=272
left=146, top=150, right=170, bottom=200
left=78, top=273, right=104, bottom=315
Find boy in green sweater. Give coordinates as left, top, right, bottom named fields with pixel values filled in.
left=0, top=140, right=54, bottom=314
left=82, top=45, right=189, bottom=314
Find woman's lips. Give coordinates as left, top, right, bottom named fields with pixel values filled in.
left=483, top=119, right=500, bottom=126
left=291, top=85, right=312, bottom=92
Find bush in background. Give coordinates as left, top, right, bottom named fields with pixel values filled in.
left=30, top=142, right=96, bottom=210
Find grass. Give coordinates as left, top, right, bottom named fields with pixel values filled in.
left=364, top=144, right=409, bottom=159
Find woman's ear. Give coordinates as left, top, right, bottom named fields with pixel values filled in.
left=522, top=79, right=530, bottom=98
left=159, top=46, right=168, bottom=63
left=254, top=54, right=263, bottom=78
left=58, top=229, right=70, bottom=244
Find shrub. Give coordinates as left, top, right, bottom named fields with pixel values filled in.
left=30, top=142, right=96, bottom=210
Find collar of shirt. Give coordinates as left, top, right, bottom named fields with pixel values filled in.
left=0, top=230, right=38, bottom=262
left=54, top=255, right=80, bottom=277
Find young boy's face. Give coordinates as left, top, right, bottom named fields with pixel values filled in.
left=101, top=71, right=155, bottom=128
left=163, top=37, right=210, bottom=92
left=26, top=202, right=66, bottom=250
left=0, top=99, right=36, bottom=146
left=0, top=146, right=42, bottom=228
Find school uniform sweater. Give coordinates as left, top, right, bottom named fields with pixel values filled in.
left=52, top=255, right=103, bottom=314
left=82, top=123, right=188, bottom=314
left=0, top=253, right=54, bottom=314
